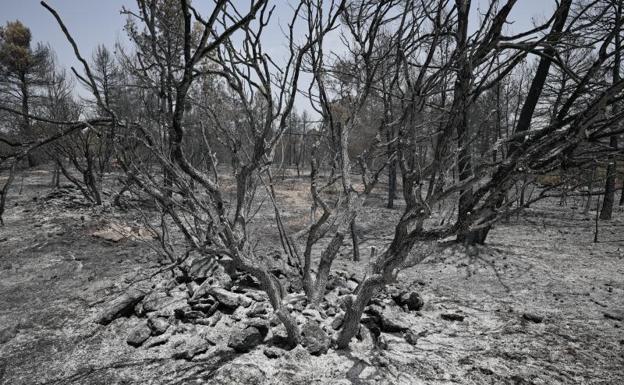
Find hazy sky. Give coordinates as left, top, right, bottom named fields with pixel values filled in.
left=1, top=0, right=557, bottom=114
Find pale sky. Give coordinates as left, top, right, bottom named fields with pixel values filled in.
left=0, top=0, right=557, bottom=115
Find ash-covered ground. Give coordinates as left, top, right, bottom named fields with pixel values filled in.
left=1, top=169, right=623, bottom=385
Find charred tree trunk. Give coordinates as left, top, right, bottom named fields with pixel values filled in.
left=336, top=221, right=422, bottom=348
left=350, top=218, right=360, bottom=262
left=0, top=162, right=17, bottom=225
left=454, top=0, right=475, bottom=244
left=584, top=162, right=597, bottom=214
left=51, top=163, right=61, bottom=188
left=600, top=2, right=621, bottom=220
left=19, top=74, right=37, bottom=168
left=600, top=136, right=618, bottom=219
left=387, top=124, right=397, bottom=208
left=387, top=160, right=397, bottom=209
left=310, top=232, right=345, bottom=305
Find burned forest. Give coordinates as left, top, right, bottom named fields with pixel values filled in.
left=0, top=0, right=623, bottom=384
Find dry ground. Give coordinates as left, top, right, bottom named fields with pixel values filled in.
left=0, top=168, right=623, bottom=384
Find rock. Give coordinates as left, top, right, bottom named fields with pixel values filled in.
left=263, top=346, right=284, bottom=359
left=332, top=313, right=344, bottom=330
left=326, top=275, right=348, bottom=291
left=338, top=287, right=350, bottom=296
left=172, top=336, right=214, bottom=360
left=286, top=345, right=312, bottom=363
left=174, top=308, right=205, bottom=322
left=381, top=314, right=410, bottom=332
left=231, top=306, right=248, bottom=321
left=301, top=321, right=331, bottom=355
left=210, top=266, right=234, bottom=289
left=190, top=298, right=218, bottom=313
left=365, top=305, right=410, bottom=332
left=147, top=316, right=169, bottom=335
left=145, top=331, right=172, bottom=348
left=302, top=308, right=324, bottom=322
left=270, top=324, right=291, bottom=347
left=246, top=302, right=270, bottom=318
left=522, top=312, right=544, bottom=323
left=404, top=329, right=427, bottom=345
left=283, top=292, right=306, bottom=306
left=234, top=273, right=261, bottom=289
left=346, top=279, right=359, bottom=292
left=269, top=314, right=281, bottom=327
left=174, top=322, right=193, bottom=335
left=357, top=324, right=375, bottom=346
left=194, top=268, right=234, bottom=296
left=219, top=257, right=237, bottom=277
left=228, top=326, right=264, bottom=353
left=294, top=312, right=308, bottom=326
left=393, top=291, right=424, bottom=311
left=404, top=330, right=418, bottom=345
left=244, top=290, right=268, bottom=302
left=209, top=287, right=244, bottom=309
left=440, top=313, right=465, bottom=322
left=239, top=295, right=253, bottom=308
left=97, top=288, right=147, bottom=325
left=140, top=291, right=187, bottom=316
left=245, top=318, right=270, bottom=338
left=127, top=322, right=151, bottom=347
left=194, top=318, right=212, bottom=326
left=201, top=264, right=234, bottom=290
left=360, top=314, right=381, bottom=339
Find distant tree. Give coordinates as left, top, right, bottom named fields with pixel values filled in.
left=89, top=45, right=122, bottom=174
left=44, top=68, right=107, bottom=204
left=0, top=20, right=51, bottom=167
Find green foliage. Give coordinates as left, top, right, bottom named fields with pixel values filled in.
left=0, top=20, right=33, bottom=74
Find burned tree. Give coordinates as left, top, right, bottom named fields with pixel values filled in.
left=43, top=0, right=348, bottom=347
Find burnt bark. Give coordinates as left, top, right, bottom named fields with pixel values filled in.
left=19, top=73, right=37, bottom=168
left=600, top=136, right=618, bottom=219
left=0, top=162, right=17, bottom=225
left=350, top=218, right=360, bottom=262
left=600, top=1, right=621, bottom=220
left=454, top=0, right=474, bottom=243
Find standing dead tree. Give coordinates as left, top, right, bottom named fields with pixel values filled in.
left=43, top=0, right=347, bottom=347
left=0, top=105, right=111, bottom=222
left=332, top=0, right=624, bottom=347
